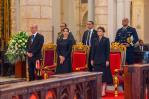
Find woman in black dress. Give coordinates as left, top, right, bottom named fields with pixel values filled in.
left=56, top=28, right=73, bottom=74
left=91, top=27, right=112, bottom=96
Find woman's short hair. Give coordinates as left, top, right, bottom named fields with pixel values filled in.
left=97, top=26, right=105, bottom=32
left=62, top=27, right=69, bottom=32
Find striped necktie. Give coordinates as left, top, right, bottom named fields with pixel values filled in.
left=86, top=30, right=91, bottom=45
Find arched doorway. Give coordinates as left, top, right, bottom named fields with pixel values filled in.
left=81, top=11, right=88, bottom=36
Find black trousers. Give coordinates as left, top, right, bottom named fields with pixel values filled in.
left=88, top=49, right=93, bottom=72
left=28, top=58, right=36, bottom=81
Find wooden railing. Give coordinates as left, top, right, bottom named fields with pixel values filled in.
left=0, top=72, right=102, bottom=99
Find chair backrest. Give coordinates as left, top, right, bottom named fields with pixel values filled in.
left=110, top=42, right=126, bottom=75
left=42, top=43, right=56, bottom=67
left=72, top=43, right=89, bottom=71
left=110, top=51, right=121, bottom=75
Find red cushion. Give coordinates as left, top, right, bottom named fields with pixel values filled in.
left=44, top=50, right=54, bottom=66
left=72, top=52, right=87, bottom=71
left=110, top=52, right=121, bottom=75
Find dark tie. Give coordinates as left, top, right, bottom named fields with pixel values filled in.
left=86, top=31, right=91, bottom=45
left=31, top=35, right=35, bottom=43
left=140, top=46, right=143, bottom=51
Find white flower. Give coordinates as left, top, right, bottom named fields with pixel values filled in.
left=19, top=40, right=22, bottom=43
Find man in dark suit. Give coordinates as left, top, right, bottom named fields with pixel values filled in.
left=82, top=21, right=98, bottom=46
left=135, top=40, right=149, bottom=52
left=82, top=21, right=98, bottom=71
left=27, top=24, right=44, bottom=81
left=57, top=23, right=76, bottom=44
left=115, top=18, right=139, bottom=64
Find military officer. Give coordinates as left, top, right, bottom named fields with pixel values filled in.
left=115, top=18, right=139, bottom=65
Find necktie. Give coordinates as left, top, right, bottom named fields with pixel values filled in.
left=86, top=31, right=91, bottom=45
left=142, top=46, right=143, bottom=51
left=140, top=46, right=143, bottom=51
left=31, top=35, right=35, bottom=43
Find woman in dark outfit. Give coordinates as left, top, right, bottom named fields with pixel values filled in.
left=56, top=28, right=73, bottom=74
left=91, top=27, right=112, bottom=96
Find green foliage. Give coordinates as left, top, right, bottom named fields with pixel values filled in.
left=5, top=31, right=29, bottom=64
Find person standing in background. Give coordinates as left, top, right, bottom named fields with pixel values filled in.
left=115, top=18, right=139, bottom=65
left=82, top=21, right=98, bottom=71
left=135, top=39, right=149, bottom=52
left=27, top=24, right=44, bottom=81
left=57, top=23, right=76, bottom=45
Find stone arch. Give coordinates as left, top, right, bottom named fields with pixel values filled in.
left=80, top=11, right=88, bottom=35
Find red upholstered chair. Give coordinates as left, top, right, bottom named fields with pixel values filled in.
left=110, top=51, right=121, bottom=75
left=72, top=43, right=89, bottom=71
left=110, top=42, right=126, bottom=96
left=41, top=43, right=57, bottom=79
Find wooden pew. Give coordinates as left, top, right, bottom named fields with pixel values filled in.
left=0, top=72, right=102, bottom=99
left=124, top=64, right=149, bottom=99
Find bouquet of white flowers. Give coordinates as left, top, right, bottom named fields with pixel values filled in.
left=5, top=31, right=29, bottom=64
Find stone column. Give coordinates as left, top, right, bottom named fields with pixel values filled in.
left=124, top=0, right=132, bottom=21
left=108, top=0, right=117, bottom=42
left=52, top=0, right=61, bottom=43
left=88, top=0, right=95, bottom=21
left=117, top=0, right=125, bottom=29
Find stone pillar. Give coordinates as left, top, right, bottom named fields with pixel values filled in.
left=117, top=0, right=125, bottom=29
left=108, top=0, right=117, bottom=42
left=124, top=0, right=132, bottom=21
left=88, top=0, right=95, bottom=21
left=95, top=0, right=108, bottom=36
left=52, top=0, right=61, bottom=43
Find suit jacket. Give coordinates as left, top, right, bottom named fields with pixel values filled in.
left=135, top=45, right=149, bottom=52
left=27, top=33, right=44, bottom=60
left=91, top=37, right=110, bottom=64
left=82, top=29, right=98, bottom=46
left=57, top=32, right=76, bottom=45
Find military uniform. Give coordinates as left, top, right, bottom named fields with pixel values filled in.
left=115, top=26, right=139, bottom=64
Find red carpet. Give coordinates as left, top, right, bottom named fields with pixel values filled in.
left=102, top=91, right=124, bottom=99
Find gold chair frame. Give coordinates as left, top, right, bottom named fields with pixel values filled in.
left=72, top=42, right=90, bottom=71
left=110, top=42, right=126, bottom=97
left=42, top=43, right=57, bottom=71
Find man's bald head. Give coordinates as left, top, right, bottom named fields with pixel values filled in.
left=122, top=18, right=129, bottom=27
left=30, top=24, right=38, bottom=34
